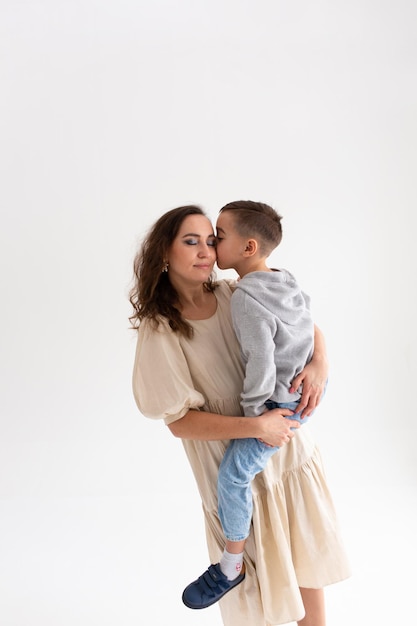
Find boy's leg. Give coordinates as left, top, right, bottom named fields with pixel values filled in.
left=182, top=438, right=276, bottom=608
left=217, top=437, right=278, bottom=581
left=218, top=399, right=310, bottom=543
left=266, top=399, right=308, bottom=429
left=217, top=437, right=277, bottom=542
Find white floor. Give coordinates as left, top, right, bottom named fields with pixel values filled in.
left=1, top=433, right=415, bottom=626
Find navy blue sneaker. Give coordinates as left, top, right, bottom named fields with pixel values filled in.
left=182, top=562, right=245, bottom=609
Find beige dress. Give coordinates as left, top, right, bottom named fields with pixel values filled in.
left=132, top=280, right=351, bottom=626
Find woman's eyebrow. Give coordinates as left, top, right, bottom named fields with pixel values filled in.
left=181, top=232, right=215, bottom=238
left=216, top=226, right=225, bottom=235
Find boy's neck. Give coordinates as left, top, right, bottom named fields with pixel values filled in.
left=238, top=258, right=272, bottom=278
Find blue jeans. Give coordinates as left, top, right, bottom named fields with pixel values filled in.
left=217, top=400, right=307, bottom=542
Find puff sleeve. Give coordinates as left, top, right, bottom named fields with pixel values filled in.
left=132, top=318, right=206, bottom=425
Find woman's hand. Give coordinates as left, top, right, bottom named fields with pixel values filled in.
left=290, top=325, right=329, bottom=418
left=290, top=360, right=327, bottom=417
left=258, top=408, right=300, bottom=447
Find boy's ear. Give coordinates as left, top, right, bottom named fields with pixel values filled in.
left=243, top=238, right=258, bottom=257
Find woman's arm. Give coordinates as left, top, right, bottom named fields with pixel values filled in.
left=290, top=324, right=329, bottom=417
left=168, top=407, right=299, bottom=447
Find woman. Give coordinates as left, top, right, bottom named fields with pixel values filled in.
left=130, top=205, right=350, bottom=626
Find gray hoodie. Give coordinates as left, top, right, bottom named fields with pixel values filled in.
left=231, top=269, right=314, bottom=416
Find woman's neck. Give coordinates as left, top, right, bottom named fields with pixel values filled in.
left=176, top=285, right=217, bottom=320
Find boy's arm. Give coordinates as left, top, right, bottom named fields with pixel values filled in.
left=232, top=303, right=277, bottom=417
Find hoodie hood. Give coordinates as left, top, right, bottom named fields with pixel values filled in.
left=235, top=269, right=311, bottom=324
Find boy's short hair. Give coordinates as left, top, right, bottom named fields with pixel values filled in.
left=219, top=200, right=283, bottom=255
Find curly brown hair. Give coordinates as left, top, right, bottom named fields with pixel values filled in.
left=128, top=205, right=217, bottom=337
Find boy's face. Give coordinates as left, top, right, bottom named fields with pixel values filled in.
left=215, top=211, right=247, bottom=271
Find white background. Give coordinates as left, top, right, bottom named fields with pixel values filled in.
left=1, top=1, right=416, bottom=625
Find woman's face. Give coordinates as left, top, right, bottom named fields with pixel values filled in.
left=167, top=215, right=217, bottom=286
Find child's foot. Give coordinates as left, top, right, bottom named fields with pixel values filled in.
left=182, top=562, right=246, bottom=609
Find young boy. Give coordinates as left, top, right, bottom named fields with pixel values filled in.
left=182, top=200, right=321, bottom=610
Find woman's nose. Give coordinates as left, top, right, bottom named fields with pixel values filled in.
left=198, top=244, right=214, bottom=256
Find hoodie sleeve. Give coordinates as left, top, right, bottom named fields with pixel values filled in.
left=231, top=290, right=277, bottom=417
